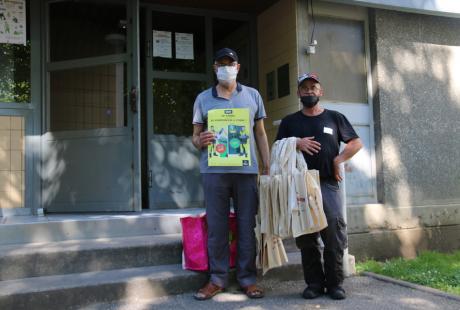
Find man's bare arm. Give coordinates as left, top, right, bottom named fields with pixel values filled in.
left=333, top=138, right=363, bottom=181
left=254, top=119, right=270, bottom=175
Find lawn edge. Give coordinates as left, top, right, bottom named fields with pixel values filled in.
left=361, top=271, right=460, bottom=302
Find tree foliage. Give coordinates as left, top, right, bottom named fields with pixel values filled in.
left=0, top=41, right=31, bottom=103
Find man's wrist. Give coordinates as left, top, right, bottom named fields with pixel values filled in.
left=193, top=137, right=202, bottom=150
left=333, top=156, right=343, bottom=165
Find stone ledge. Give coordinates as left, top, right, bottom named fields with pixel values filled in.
left=347, top=203, right=460, bottom=233
left=349, top=224, right=460, bottom=260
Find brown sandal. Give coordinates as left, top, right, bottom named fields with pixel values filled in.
left=242, top=284, right=265, bottom=299
left=194, top=282, right=224, bottom=300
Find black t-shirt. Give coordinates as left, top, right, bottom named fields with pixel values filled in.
left=275, top=109, right=359, bottom=181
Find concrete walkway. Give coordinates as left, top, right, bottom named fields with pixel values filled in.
left=79, top=276, right=460, bottom=310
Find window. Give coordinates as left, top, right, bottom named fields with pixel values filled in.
left=49, top=1, right=127, bottom=62
left=47, top=1, right=127, bottom=132
left=152, top=12, right=205, bottom=73
left=153, top=79, right=206, bottom=136
left=0, top=0, right=30, bottom=103
left=49, top=64, right=126, bottom=131
left=309, top=17, right=367, bottom=103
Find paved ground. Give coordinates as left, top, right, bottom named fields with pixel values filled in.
left=79, top=276, right=460, bottom=310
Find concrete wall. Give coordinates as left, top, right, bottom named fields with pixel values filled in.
left=257, top=0, right=299, bottom=143
left=350, top=8, right=460, bottom=259
left=372, top=9, right=460, bottom=209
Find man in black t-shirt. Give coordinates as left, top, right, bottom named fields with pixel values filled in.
left=275, top=72, right=362, bottom=300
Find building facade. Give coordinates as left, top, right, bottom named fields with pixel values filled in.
left=0, top=0, right=459, bottom=258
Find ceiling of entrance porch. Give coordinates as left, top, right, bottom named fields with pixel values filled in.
left=143, top=0, right=279, bottom=13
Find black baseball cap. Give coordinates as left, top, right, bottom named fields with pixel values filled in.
left=214, top=48, right=238, bottom=62
left=297, top=72, right=320, bottom=86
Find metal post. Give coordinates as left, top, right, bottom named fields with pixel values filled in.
left=128, top=0, right=142, bottom=211
left=340, top=163, right=351, bottom=276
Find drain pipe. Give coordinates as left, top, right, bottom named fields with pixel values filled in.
left=341, top=163, right=355, bottom=276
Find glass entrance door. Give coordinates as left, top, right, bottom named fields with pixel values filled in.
left=144, top=7, right=253, bottom=209
left=43, top=0, right=138, bottom=212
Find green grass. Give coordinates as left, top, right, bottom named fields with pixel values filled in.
left=356, top=250, right=460, bottom=296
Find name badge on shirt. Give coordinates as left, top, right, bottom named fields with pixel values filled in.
left=323, top=127, right=333, bottom=135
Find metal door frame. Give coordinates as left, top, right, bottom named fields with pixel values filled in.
left=302, top=1, right=378, bottom=204
left=0, top=0, right=40, bottom=216
left=40, top=0, right=142, bottom=212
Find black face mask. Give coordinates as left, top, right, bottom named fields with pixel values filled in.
left=300, top=95, right=319, bottom=108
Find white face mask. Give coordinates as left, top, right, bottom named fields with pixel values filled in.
left=216, top=66, right=238, bottom=82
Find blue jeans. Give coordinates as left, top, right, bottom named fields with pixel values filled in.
left=202, top=173, right=258, bottom=288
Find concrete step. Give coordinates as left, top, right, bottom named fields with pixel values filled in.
left=0, top=209, right=203, bottom=245
left=0, top=253, right=303, bottom=310
left=0, top=234, right=183, bottom=281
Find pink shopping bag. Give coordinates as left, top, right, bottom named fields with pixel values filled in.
left=181, top=212, right=237, bottom=271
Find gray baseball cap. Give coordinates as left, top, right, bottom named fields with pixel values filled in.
left=297, top=72, right=320, bottom=86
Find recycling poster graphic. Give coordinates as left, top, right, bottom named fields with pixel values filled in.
left=0, top=0, right=26, bottom=45
left=208, top=108, right=251, bottom=167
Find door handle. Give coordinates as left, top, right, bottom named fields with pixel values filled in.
left=148, top=170, right=153, bottom=188
left=130, top=86, right=138, bottom=113
left=147, top=39, right=151, bottom=57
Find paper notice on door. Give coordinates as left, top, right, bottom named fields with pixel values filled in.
left=175, top=32, right=194, bottom=60
left=0, top=0, right=27, bottom=45
left=208, top=108, right=251, bottom=167
left=153, top=30, right=172, bottom=58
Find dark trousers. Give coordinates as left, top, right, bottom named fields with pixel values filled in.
left=202, top=173, right=258, bottom=288
left=295, top=181, right=348, bottom=289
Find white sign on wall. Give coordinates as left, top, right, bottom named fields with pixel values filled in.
left=153, top=30, right=172, bottom=58
left=0, top=0, right=26, bottom=45
left=175, top=32, right=194, bottom=60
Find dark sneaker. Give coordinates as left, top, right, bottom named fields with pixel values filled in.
left=328, top=286, right=346, bottom=300
left=302, top=286, right=324, bottom=299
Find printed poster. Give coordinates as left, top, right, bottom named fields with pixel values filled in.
left=152, top=30, right=172, bottom=58
left=0, top=0, right=26, bottom=45
left=208, top=108, right=251, bottom=167
left=175, top=32, right=194, bottom=60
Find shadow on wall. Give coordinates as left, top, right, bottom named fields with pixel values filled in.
left=40, top=137, right=67, bottom=208
left=362, top=10, right=460, bottom=258
left=150, top=135, right=203, bottom=209
left=376, top=10, right=460, bottom=207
